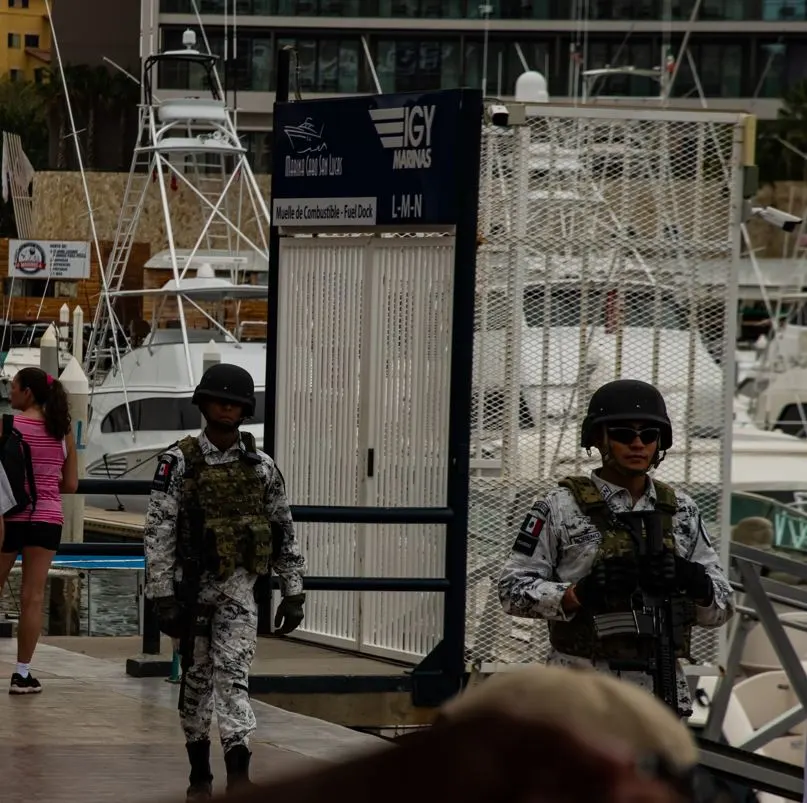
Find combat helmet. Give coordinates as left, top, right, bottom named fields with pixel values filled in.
left=192, top=363, right=256, bottom=418
left=580, top=379, right=672, bottom=451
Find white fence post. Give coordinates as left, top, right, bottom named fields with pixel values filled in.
left=59, top=357, right=89, bottom=544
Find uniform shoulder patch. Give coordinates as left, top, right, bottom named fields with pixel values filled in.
left=151, top=453, right=178, bottom=493
left=511, top=501, right=549, bottom=557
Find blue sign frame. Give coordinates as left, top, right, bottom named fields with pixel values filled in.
left=271, top=88, right=479, bottom=229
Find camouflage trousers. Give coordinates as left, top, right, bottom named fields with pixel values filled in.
left=180, top=586, right=258, bottom=752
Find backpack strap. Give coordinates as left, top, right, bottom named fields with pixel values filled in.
left=22, top=437, right=36, bottom=515
left=3, top=413, right=37, bottom=517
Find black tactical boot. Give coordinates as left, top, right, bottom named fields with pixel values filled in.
left=224, top=744, right=254, bottom=793
left=186, top=739, right=213, bottom=800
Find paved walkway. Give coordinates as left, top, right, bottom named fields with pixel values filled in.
left=0, top=639, right=384, bottom=802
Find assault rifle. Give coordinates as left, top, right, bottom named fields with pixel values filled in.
left=176, top=552, right=204, bottom=713
left=591, top=512, right=690, bottom=717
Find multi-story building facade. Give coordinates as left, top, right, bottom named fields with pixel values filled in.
left=0, top=0, right=51, bottom=82
left=140, top=1, right=803, bottom=173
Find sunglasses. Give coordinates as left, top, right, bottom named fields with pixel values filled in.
left=606, top=426, right=660, bottom=445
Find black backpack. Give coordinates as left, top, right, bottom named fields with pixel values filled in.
left=0, top=414, right=37, bottom=517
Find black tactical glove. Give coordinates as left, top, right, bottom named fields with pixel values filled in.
left=574, top=558, right=639, bottom=611
left=640, top=551, right=678, bottom=595
left=153, top=595, right=184, bottom=639
left=673, top=556, right=714, bottom=605
left=274, top=594, right=305, bottom=635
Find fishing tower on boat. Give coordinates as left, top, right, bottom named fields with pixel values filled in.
left=83, top=28, right=271, bottom=385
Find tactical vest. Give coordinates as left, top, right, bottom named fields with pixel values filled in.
left=547, top=475, right=694, bottom=662
left=176, top=433, right=273, bottom=581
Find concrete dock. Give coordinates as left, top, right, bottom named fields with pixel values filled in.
left=40, top=635, right=430, bottom=729
left=0, top=638, right=385, bottom=802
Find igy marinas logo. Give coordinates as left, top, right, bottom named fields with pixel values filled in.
left=369, top=104, right=436, bottom=170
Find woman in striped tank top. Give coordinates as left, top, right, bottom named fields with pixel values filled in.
left=0, top=367, right=78, bottom=694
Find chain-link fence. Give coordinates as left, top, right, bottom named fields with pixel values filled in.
left=465, top=104, right=748, bottom=670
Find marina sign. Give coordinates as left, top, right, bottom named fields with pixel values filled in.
left=8, top=239, right=91, bottom=280
left=271, top=88, right=471, bottom=229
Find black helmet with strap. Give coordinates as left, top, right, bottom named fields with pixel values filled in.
left=580, top=379, right=672, bottom=451
left=192, top=363, right=256, bottom=418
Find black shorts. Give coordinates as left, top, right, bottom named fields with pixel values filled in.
left=1, top=521, right=63, bottom=553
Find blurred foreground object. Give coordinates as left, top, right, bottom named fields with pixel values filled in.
left=211, top=708, right=685, bottom=803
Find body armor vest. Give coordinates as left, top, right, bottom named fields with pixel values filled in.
left=548, top=475, right=694, bottom=662
left=176, top=434, right=272, bottom=581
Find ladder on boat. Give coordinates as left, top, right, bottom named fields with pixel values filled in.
left=85, top=111, right=154, bottom=381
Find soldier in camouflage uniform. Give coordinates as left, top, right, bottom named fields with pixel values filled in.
left=498, top=379, right=734, bottom=718
left=143, top=363, right=307, bottom=800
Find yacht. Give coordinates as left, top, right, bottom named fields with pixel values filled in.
left=79, top=31, right=271, bottom=512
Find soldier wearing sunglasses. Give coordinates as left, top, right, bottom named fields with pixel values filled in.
left=497, top=379, right=734, bottom=718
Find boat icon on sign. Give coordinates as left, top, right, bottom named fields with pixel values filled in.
left=284, top=118, right=327, bottom=154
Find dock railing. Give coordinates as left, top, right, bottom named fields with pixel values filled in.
left=58, top=478, right=459, bottom=707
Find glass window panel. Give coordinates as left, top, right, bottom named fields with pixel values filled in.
left=440, top=42, right=461, bottom=89
left=387, top=0, right=419, bottom=15
left=698, top=44, right=723, bottom=96
left=377, top=41, right=397, bottom=93
left=250, top=38, right=272, bottom=91
left=721, top=44, right=742, bottom=96
left=763, top=1, right=807, bottom=20
left=464, top=41, right=481, bottom=90
left=318, top=39, right=339, bottom=92
left=339, top=41, right=360, bottom=92
left=418, top=41, right=442, bottom=90
left=295, top=39, right=317, bottom=90
left=756, top=41, right=787, bottom=97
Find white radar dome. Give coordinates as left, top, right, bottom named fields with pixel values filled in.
left=515, top=71, right=549, bottom=103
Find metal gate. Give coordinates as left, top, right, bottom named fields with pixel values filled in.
left=275, top=236, right=455, bottom=662
left=465, top=103, right=752, bottom=671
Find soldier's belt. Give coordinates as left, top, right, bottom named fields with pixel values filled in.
left=593, top=610, right=656, bottom=639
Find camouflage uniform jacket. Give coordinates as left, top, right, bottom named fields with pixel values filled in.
left=143, top=430, right=306, bottom=608
left=498, top=470, right=734, bottom=714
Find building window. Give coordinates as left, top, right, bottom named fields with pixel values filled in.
left=241, top=130, right=273, bottom=173
left=377, top=0, right=461, bottom=16
left=8, top=69, right=21, bottom=82
left=276, top=0, right=363, bottom=12
left=8, top=0, right=31, bottom=7
left=159, top=28, right=273, bottom=92
left=24, top=34, right=39, bottom=48
left=161, top=0, right=274, bottom=11
left=3, top=279, right=56, bottom=298
left=755, top=41, right=788, bottom=97
left=584, top=40, right=656, bottom=97
left=672, top=41, right=744, bottom=98
left=34, top=67, right=46, bottom=84
left=464, top=39, right=551, bottom=96
left=376, top=40, right=460, bottom=93
left=7, top=33, right=21, bottom=49
left=275, top=37, right=360, bottom=92
left=763, top=0, right=807, bottom=19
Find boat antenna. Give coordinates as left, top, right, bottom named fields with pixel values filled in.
left=43, top=0, right=129, bottom=387
left=190, top=0, right=227, bottom=101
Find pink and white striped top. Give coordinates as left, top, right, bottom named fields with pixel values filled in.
left=5, top=415, right=67, bottom=525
